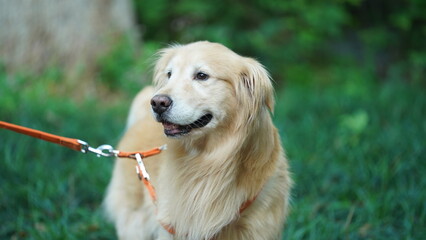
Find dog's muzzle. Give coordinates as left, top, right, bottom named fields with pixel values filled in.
left=150, top=94, right=213, bottom=137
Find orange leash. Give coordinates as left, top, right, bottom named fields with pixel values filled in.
left=0, top=121, right=165, bottom=159
left=0, top=120, right=256, bottom=236
left=0, top=120, right=164, bottom=200
left=0, top=121, right=82, bottom=151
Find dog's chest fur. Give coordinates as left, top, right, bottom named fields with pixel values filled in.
left=155, top=145, right=246, bottom=239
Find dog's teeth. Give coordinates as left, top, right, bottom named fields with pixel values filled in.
left=163, top=123, right=182, bottom=136
left=163, top=122, right=179, bottom=130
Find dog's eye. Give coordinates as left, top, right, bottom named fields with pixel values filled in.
left=195, top=72, right=209, bottom=81
left=167, top=71, right=172, bottom=79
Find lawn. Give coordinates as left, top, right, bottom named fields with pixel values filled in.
left=0, top=67, right=425, bottom=239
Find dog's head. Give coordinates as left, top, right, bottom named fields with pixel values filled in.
left=151, top=41, right=274, bottom=138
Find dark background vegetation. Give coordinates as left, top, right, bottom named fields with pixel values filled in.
left=133, top=0, right=425, bottom=85
left=0, top=0, right=425, bottom=239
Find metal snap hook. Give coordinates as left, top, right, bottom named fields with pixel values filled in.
left=77, top=140, right=119, bottom=157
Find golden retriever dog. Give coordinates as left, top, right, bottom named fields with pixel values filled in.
left=104, top=41, right=292, bottom=240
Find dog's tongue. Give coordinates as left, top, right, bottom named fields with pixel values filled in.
left=161, top=121, right=192, bottom=136
left=162, top=122, right=182, bottom=134
left=163, top=122, right=179, bottom=130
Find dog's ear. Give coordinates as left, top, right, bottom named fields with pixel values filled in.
left=153, top=45, right=179, bottom=87
left=238, top=57, right=275, bottom=115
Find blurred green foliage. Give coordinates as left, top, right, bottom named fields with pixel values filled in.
left=1, top=64, right=425, bottom=239
left=274, top=81, right=426, bottom=239
left=134, top=0, right=426, bottom=85
left=96, top=38, right=163, bottom=96
left=0, top=69, right=121, bottom=239
left=1, top=1, right=425, bottom=239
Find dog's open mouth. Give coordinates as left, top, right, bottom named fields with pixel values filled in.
left=161, top=114, right=213, bottom=137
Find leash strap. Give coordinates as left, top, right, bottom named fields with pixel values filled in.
left=0, top=121, right=82, bottom=151
left=1, top=120, right=256, bottom=236
left=135, top=153, right=158, bottom=202
left=0, top=121, right=165, bottom=159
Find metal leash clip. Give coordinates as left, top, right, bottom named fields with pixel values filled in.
left=78, top=140, right=119, bottom=157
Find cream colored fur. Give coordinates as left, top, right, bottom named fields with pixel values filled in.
left=104, top=41, right=292, bottom=240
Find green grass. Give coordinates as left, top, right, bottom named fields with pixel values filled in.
left=0, top=70, right=128, bottom=239
left=276, top=81, right=426, bottom=239
left=1, top=68, right=425, bottom=239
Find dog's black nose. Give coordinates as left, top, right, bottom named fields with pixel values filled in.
left=151, top=94, right=173, bottom=114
